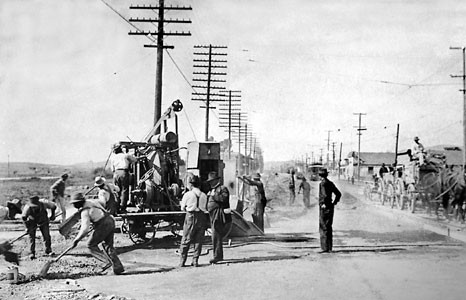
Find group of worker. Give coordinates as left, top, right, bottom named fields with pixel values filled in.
left=287, top=170, right=312, bottom=209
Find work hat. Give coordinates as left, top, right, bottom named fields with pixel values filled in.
left=61, top=173, right=69, bottom=179
left=206, top=171, right=221, bottom=182
left=414, top=136, right=419, bottom=141
left=318, top=168, right=329, bottom=177
left=70, top=192, right=85, bottom=204
left=252, top=173, right=261, bottom=180
left=29, top=195, right=40, bottom=202
left=188, top=175, right=200, bottom=185
left=94, top=176, right=106, bottom=187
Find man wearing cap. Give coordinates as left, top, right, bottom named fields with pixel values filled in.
left=70, top=192, right=124, bottom=275
left=94, top=176, right=119, bottom=216
left=239, top=173, right=267, bottom=231
left=50, top=173, right=68, bottom=223
left=22, top=196, right=56, bottom=259
left=298, top=176, right=311, bottom=209
left=111, top=144, right=137, bottom=213
left=178, top=174, right=208, bottom=267
left=412, top=136, right=426, bottom=165
left=318, top=168, right=341, bottom=253
left=206, top=171, right=231, bottom=264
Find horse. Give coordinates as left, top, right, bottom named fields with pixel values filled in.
left=441, top=168, right=466, bottom=223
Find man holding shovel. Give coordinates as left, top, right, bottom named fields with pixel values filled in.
left=22, top=195, right=56, bottom=259
left=70, top=192, right=124, bottom=275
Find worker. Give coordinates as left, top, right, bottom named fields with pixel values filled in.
left=379, top=163, right=389, bottom=179
left=0, top=199, right=22, bottom=222
left=111, top=143, right=137, bottom=213
left=179, top=175, right=208, bottom=267
left=206, top=171, right=231, bottom=264
left=412, top=136, right=426, bottom=165
left=317, top=168, right=341, bottom=253
left=22, top=195, right=56, bottom=259
left=94, top=176, right=119, bottom=216
left=289, top=170, right=296, bottom=206
left=50, top=173, right=69, bottom=223
left=0, top=200, right=21, bottom=264
left=238, top=173, right=267, bottom=231
left=298, top=176, right=311, bottom=209
left=70, top=192, right=124, bottom=275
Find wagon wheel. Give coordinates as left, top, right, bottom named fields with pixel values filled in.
left=386, top=183, right=395, bottom=208
left=407, top=183, right=416, bottom=213
left=128, top=219, right=157, bottom=245
left=394, top=179, right=405, bottom=210
left=379, top=181, right=386, bottom=205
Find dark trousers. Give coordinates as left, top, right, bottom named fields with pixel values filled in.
left=87, top=215, right=124, bottom=274
left=114, top=170, right=130, bottom=210
left=209, top=208, right=227, bottom=260
left=289, top=189, right=296, bottom=205
left=252, top=203, right=265, bottom=232
left=27, top=222, right=52, bottom=254
left=319, top=205, right=334, bottom=251
left=180, top=212, right=207, bottom=260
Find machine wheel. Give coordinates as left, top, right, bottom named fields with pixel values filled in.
left=128, top=219, right=156, bottom=245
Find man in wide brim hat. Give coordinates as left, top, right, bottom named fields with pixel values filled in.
left=318, top=168, right=329, bottom=177
left=94, top=176, right=106, bottom=187
left=206, top=171, right=221, bottom=183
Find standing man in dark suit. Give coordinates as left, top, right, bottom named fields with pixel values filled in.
left=318, top=168, right=341, bottom=253
left=206, top=171, right=231, bottom=264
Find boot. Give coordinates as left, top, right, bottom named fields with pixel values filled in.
left=179, top=255, right=187, bottom=267
left=191, top=258, right=199, bottom=267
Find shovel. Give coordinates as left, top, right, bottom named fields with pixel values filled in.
left=38, top=229, right=91, bottom=278
left=38, top=243, right=76, bottom=278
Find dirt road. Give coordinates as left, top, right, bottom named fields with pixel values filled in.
left=1, top=176, right=465, bottom=300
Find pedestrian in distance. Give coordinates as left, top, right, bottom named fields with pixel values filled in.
left=50, top=173, right=69, bottom=224
left=178, top=174, right=208, bottom=267
left=298, top=176, right=311, bottom=209
left=206, top=171, right=231, bottom=264
left=94, top=176, right=119, bottom=216
left=111, top=143, right=137, bottom=213
left=238, top=172, right=267, bottom=232
left=70, top=192, right=124, bottom=275
left=289, top=170, right=296, bottom=206
left=317, top=168, right=341, bottom=253
left=22, top=195, right=57, bottom=259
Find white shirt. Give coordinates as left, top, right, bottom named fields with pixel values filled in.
left=180, top=187, right=208, bottom=213
left=112, top=152, right=137, bottom=171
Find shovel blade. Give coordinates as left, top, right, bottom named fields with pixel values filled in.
left=38, top=261, right=53, bottom=278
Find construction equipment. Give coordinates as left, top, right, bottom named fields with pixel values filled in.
left=112, top=100, right=263, bottom=244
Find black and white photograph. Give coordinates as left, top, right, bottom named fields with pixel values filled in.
left=1, top=1, right=466, bottom=299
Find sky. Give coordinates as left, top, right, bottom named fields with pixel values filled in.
left=1, top=0, right=466, bottom=165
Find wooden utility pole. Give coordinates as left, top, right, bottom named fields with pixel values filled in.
left=218, top=90, right=241, bottom=159
left=326, top=130, right=332, bottom=168
left=129, top=1, right=191, bottom=132
left=394, top=124, right=400, bottom=166
left=450, top=46, right=466, bottom=169
left=331, top=142, right=336, bottom=170
left=354, top=113, right=367, bottom=181
left=338, top=142, right=342, bottom=180
left=192, top=45, right=228, bottom=140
